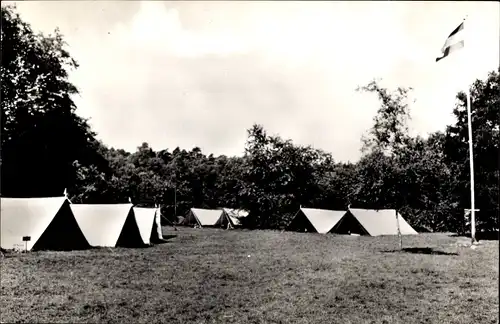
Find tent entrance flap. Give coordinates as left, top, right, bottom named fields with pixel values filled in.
left=183, top=210, right=202, bottom=227
left=116, top=209, right=146, bottom=248
left=330, top=211, right=370, bottom=235
left=287, top=211, right=317, bottom=233
left=32, top=200, right=90, bottom=251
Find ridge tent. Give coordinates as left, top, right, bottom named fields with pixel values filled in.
left=0, top=196, right=90, bottom=251
left=132, top=207, right=163, bottom=244
left=182, top=208, right=223, bottom=228
left=331, top=208, right=418, bottom=236
left=287, top=208, right=347, bottom=233
left=216, top=208, right=249, bottom=229
left=71, top=203, right=145, bottom=247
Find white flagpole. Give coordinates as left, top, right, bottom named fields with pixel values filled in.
left=466, top=78, right=477, bottom=244
left=462, top=15, right=477, bottom=244
left=436, top=15, right=476, bottom=244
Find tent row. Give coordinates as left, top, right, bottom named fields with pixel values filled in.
left=181, top=208, right=248, bottom=229
left=0, top=196, right=164, bottom=251
left=1, top=197, right=417, bottom=252
left=180, top=207, right=418, bottom=237
left=287, top=207, right=418, bottom=236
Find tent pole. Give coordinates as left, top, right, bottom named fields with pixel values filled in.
left=174, top=186, right=177, bottom=219
left=396, top=209, right=402, bottom=249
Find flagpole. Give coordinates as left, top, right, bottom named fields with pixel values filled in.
left=466, top=80, right=476, bottom=244
left=462, top=15, right=477, bottom=244
left=435, top=15, right=476, bottom=244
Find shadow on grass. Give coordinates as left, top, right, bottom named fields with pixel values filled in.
left=449, top=232, right=499, bottom=241
left=153, top=235, right=178, bottom=245
left=381, top=247, right=459, bottom=256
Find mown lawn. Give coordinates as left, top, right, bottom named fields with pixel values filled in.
left=1, top=228, right=498, bottom=324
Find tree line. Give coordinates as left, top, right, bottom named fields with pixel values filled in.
left=2, top=6, right=498, bottom=233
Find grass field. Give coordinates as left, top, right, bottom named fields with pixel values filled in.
left=1, top=228, right=498, bottom=324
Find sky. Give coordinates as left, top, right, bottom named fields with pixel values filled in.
left=4, top=1, right=499, bottom=162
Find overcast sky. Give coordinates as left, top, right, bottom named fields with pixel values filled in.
left=5, top=1, right=499, bottom=162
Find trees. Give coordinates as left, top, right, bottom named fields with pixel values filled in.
left=356, top=80, right=413, bottom=156
left=394, top=134, right=460, bottom=232
left=1, top=5, right=105, bottom=197
left=352, top=79, right=480, bottom=232
left=353, top=80, right=413, bottom=213
left=240, top=124, right=285, bottom=229
left=2, top=5, right=497, bottom=233
left=240, top=124, right=336, bottom=229
left=314, top=162, right=357, bottom=210
left=444, top=69, right=500, bottom=232
left=352, top=71, right=499, bottom=233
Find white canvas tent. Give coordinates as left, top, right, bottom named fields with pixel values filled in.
left=0, top=196, right=90, bottom=251
left=182, top=208, right=223, bottom=227
left=216, top=208, right=249, bottom=229
left=287, top=208, right=347, bottom=234
left=132, top=206, right=163, bottom=244
left=331, top=208, right=418, bottom=236
left=71, top=203, right=145, bottom=247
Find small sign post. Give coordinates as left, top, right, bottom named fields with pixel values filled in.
left=22, top=236, right=31, bottom=253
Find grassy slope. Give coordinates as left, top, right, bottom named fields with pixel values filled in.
left=1, top=228, right=498, bottom=324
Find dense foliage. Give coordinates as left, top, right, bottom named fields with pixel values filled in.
left=2, top=6, right=498, bottom=232
left=1, top=6, right=107, bottom=197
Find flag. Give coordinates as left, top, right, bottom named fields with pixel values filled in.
left=436, top=20, right=465, bottom=62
